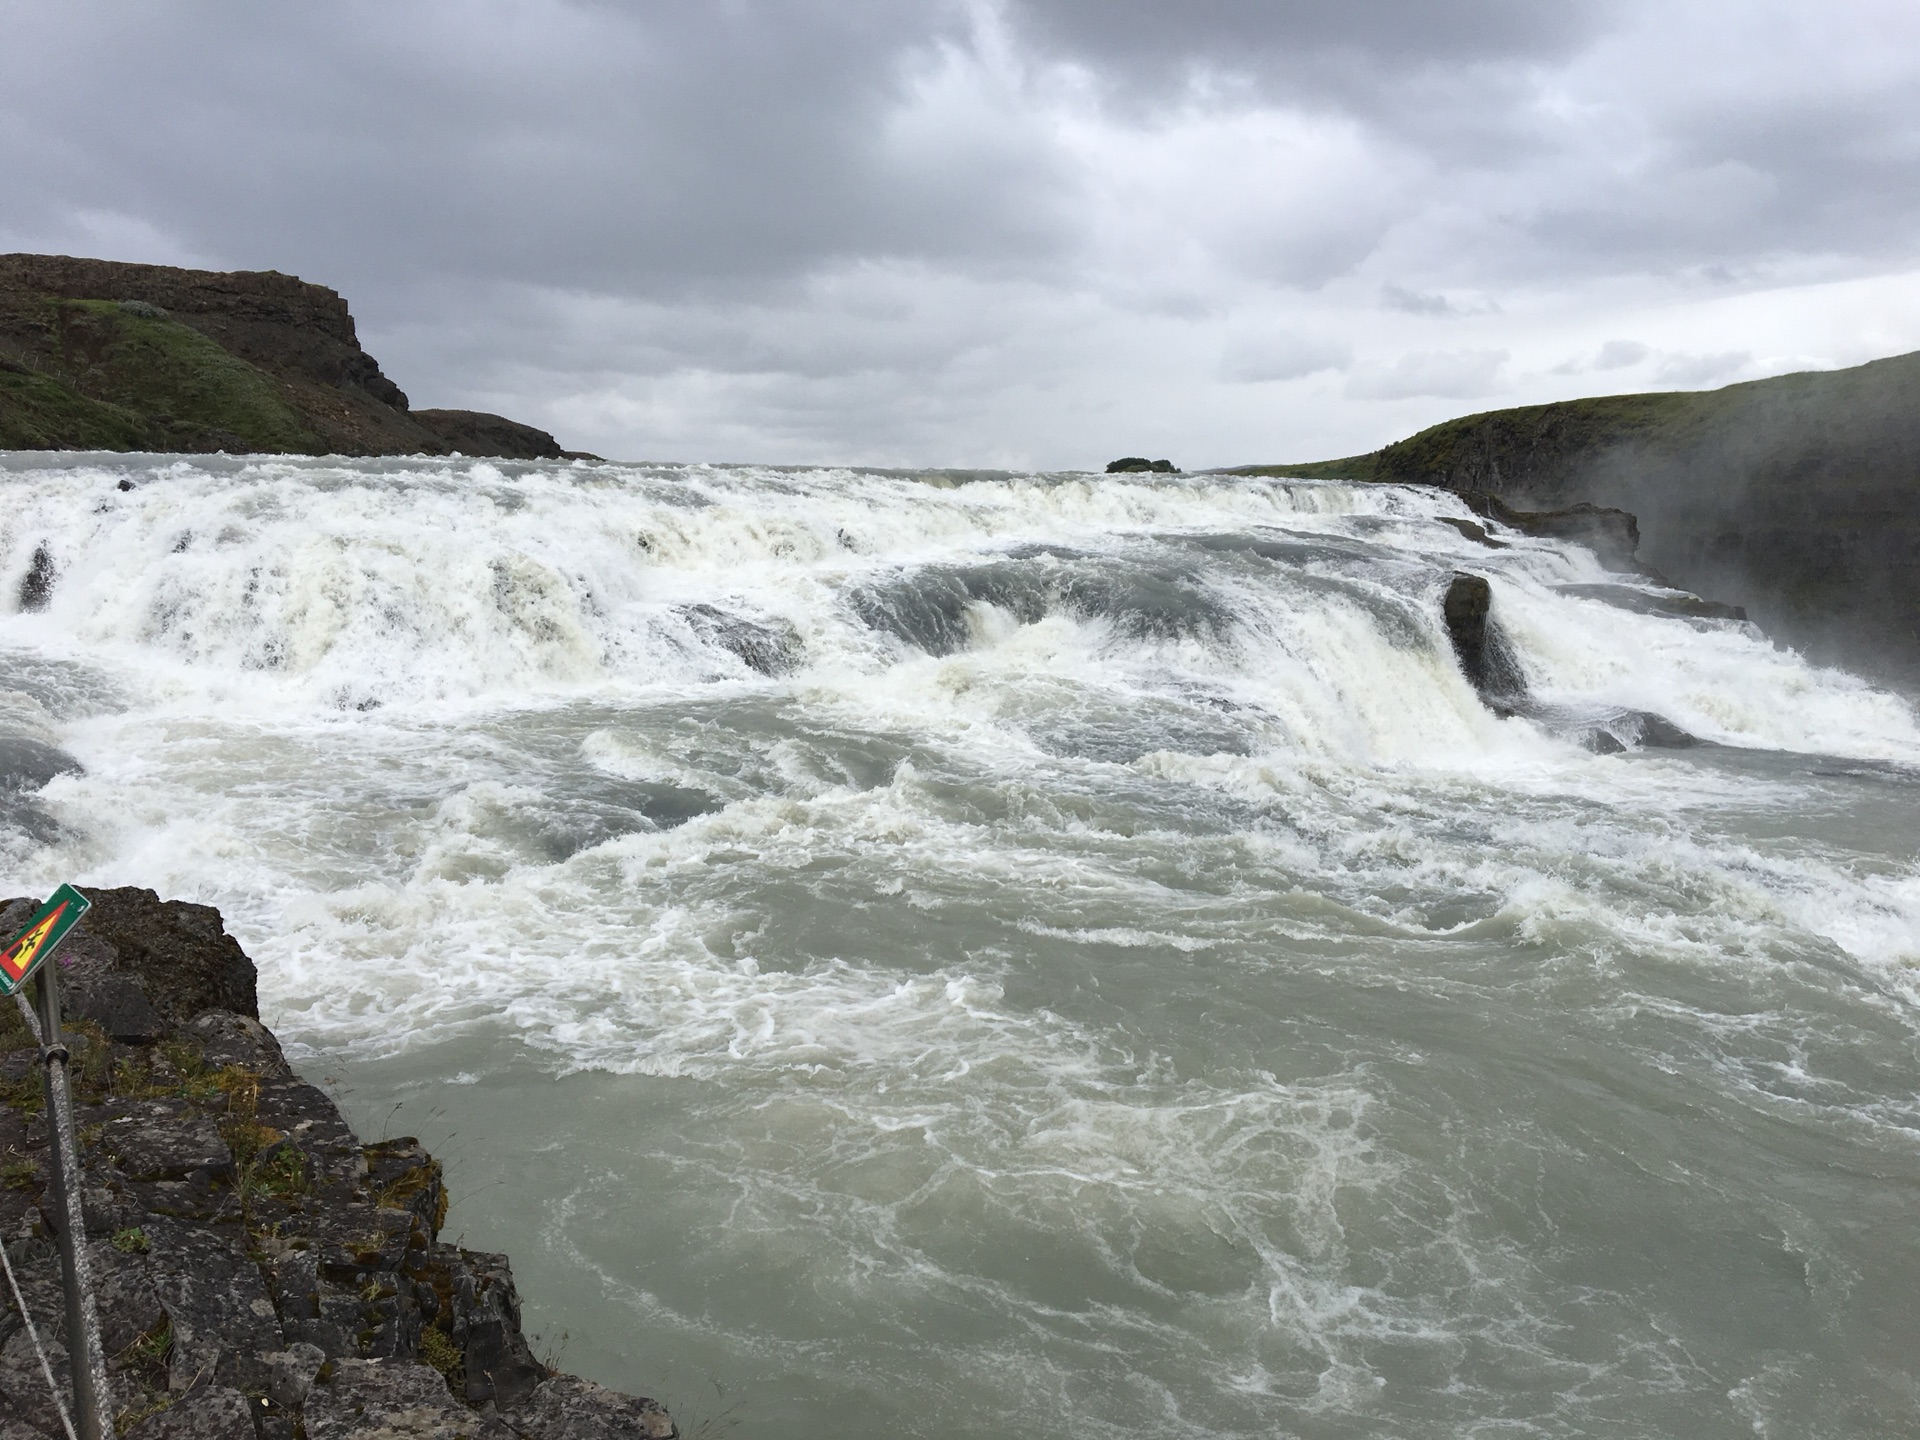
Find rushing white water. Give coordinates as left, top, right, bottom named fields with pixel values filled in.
left=5, top=452, right=1920, bottom=1437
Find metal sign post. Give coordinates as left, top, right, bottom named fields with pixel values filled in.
left=4, top=887, right=108, bottom=1440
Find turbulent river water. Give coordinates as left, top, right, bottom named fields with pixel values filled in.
left=5, top=453, right=1920, bottom=1437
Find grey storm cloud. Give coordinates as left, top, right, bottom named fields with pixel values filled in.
left=1006, top=0, right=1606, bottom=95
left=3, top=0, right=1917, bottom=465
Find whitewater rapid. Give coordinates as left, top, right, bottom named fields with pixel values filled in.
left=5, top=452, right=1920, bottom=1437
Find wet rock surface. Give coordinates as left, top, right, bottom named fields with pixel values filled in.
left=1442, top=572, right=1701, bottom=750
left=1442, top=572, right=1527, bottom=699
left=0, top=892, right=676, bottom=1439
left=1553, top=581, right=1749, bottom=622
left=1464, top=493, right=1645, bottom=574
left=677, top=603, right=803, bottom=676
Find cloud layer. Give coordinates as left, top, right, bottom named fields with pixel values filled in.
left=4, top=1, right=1919, bottom=465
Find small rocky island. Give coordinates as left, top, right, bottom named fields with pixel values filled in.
left=0, top=887, right=673, bottom=1439
left=0, top=254, right=589, bottom=461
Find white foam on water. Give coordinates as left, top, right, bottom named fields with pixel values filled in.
left=6, top=454, right=1916, bottom=1060
left=6, top=454, right=1920, bottom=1436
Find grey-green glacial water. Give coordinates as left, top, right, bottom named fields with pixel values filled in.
left=5, top=454, right=1920, bottom=1436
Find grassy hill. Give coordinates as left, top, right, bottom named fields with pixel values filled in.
left=1232, top=353, right=1920, bottom=681
left=0, top=254, right=578, bottom=460
left=1, top=297, right=325, bottom=452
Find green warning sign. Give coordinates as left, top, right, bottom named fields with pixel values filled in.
left=0, top=885, right=92, bottom=996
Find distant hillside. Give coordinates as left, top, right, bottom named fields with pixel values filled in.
left=1233, top=352, right=1920, bottom=681
left=0, top=254, right=585, bottom=460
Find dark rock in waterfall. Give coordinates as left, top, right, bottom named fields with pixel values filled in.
left=679, top=603, right=802, bottom=675
left=0, top=734, right=81, bottom=793
left=851, top=553, right=1232, bottom=658
left=1439, top=574, right=1702, bottom=749
left=1554, top=582, right=1748, bottom=622
left=17, top=543, right=55, bottom=611
left=1630, top=711, right=1702, bottom=748
left=1464, top=494, right=1644, bottom=573
left=1106, top=457, right=1179, bottom=473
left=1546, top=706, right=1702, bottom=753
left=1442, top=573, right=1526, bottom=699
left=1436, top=516, right=1507, bottom=547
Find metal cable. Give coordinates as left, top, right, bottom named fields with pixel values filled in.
left=4, top=992, right=78, bottom=1438
left=0, top=1221, right=79, bottom=1440
left=13, top=992, right=42, bottom=1047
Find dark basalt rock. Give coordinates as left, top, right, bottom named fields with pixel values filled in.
left=15, top=545, right=55, bottom=612
left=143, top=1215, right=286, bottom=1393
left=1442, top=573, right=1527, bottom=699
left=1554, top=582, right=1748, bottom=622
left=1436, top=516, right=1508, bottom=548
left=305, top=1359, right=516, bottom=1440
left=411, top=408, right=573, bottom=462
left=449, top=1249, right=545, bottom=1407
left=679, top=603, right=802, bottom=675
left=55, top=927, right=164, bottom=1044
left=512, top=1375, right=679, bottom=1439
left=1440, top=573, right=1701, bottom=749
left=1464, top=493, right=1643, bottom=573
left=0, top=736, right=81, bottom=796
left=0, top=891, right=678, bottom=1438
left=124, top=1385, right=257, bottom=1440
left=1106, top=457, right=1179, bottom=473
left=96, top=1102, right=230, bottom=1181
left=56, top=887, right=257, bottom=1025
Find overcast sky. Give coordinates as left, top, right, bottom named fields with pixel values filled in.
left=5, top=1, right=1919, bottom=467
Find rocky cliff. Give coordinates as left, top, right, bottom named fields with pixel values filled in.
left=1234, top=351, right=1920, bottom=682
left=0, top=887, right=673, bottom=1439
left=0, top=255, right=585, bottom=462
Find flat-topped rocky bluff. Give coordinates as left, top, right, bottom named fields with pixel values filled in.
left=0, top=887, right=673, bottom=1439
left=1232, top=350, right=1920, bottom=684
left=0, top=255, right=589, bottom=462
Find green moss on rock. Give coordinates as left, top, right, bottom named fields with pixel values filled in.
left=0, top=364, right=155, bottom=450
left=39, top=299, right=325, bottom=453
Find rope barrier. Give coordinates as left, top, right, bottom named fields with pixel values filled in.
left=13, top=992, right=42, bottom=1047
left=0, top=1199, right=79, bottom=1440
left=4, top=991, right=83, bottom=1440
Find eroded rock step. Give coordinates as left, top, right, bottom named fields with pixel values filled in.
left=1441, top=573, right=1703, bottom=751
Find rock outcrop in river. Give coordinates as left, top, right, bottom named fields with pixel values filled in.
left=1234, top=350, right=1920, bottom=682
left=0, top=255, right=587, bottom=461
left=0, top=887, right=673, bottom=1439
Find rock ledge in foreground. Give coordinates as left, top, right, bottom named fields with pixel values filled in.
left=0, top=886, right=675, bottom=1440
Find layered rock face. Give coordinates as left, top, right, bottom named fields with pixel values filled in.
left=0, top=255, right=581, bottom=461
left=1235, top=351, right=1920, bottom=682
left=0, top=887, right=673, bottom=1439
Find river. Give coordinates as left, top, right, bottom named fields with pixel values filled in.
left=5, top=453, right=1920, bottom=1437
